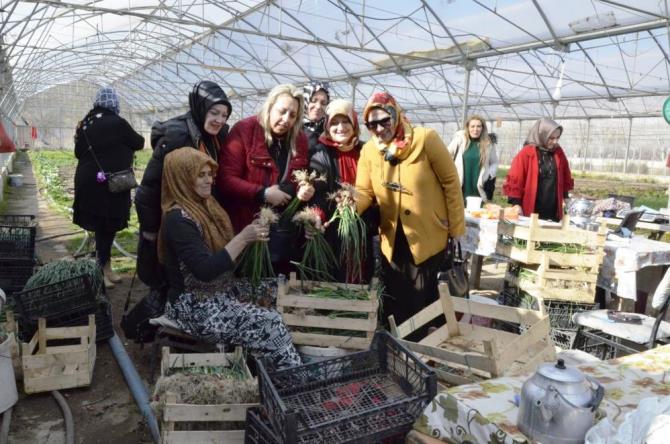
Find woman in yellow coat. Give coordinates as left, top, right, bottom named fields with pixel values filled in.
left=356, top=91, right=465, bottom=334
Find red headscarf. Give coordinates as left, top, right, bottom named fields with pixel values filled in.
left=362, top=91, right=414, bottom=162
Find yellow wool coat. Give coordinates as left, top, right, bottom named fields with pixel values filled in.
left=356, top=126, right=465, bottom=265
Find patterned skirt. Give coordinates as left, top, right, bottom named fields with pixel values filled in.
left=165, top=279, right=301, bottom=369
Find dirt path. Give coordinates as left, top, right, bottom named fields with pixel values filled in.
left=4, top=153, right=154, bottom=444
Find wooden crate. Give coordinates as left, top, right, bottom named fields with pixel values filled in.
left=496, top=213, right=606, bottom=270
left=277, top=272, right=379, bottom=350
left=21, top=315, right=96, bottom=394
left=505, top=256, right=599, bottom=303
left=159, top=347, right=257, bottom=444
left=389, top=284, right=555, bottom=386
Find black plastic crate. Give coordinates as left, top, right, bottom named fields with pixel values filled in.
left=245, top=407, right=282, bottom=444
left=544, top=300, right=597, bottom=331
left=257, top=330, right=436, bottom=444
left=0, top=214, right=36, bottom=260
left=14, top=274, right=97, bottom=340
left=0, top=258, right=35, bottom=295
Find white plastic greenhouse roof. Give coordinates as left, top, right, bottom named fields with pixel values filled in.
left=1, top=0, right=670, bottom=124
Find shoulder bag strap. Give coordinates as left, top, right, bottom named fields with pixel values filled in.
left=81, top=127, right=105, bottom=172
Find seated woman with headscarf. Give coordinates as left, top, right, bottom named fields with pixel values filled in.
left=503, top=117, right=574, bottom=222
left=160, top=148, right=301, bottom=369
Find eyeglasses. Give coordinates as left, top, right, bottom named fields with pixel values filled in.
left=365, top=117, right=392, bottom=130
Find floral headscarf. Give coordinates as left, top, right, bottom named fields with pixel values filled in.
left=362, top=91, right=414, bottom=162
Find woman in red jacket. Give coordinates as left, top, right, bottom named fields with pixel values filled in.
left=217, top=84, right=314, bottom=261
left=503, top=118, right=574, bottom=221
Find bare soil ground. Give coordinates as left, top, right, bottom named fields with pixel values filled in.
left=4, top=154, right=154, bottom=444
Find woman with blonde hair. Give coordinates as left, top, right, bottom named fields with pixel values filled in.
left=447, top=114, right=498, bottom=202
left=218, top=84, right=314, bottom=265
left=218, top=84, right=314, bottom=231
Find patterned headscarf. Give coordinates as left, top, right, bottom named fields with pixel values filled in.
left=362, top=91, right=414, bottom=162
left=302, top=81, right=330, bottom=124
left=525, top=118, right=563, bottom=152
left=158, top=149, right=234, bottom=263
left=94, top=87, right=120, bottom=115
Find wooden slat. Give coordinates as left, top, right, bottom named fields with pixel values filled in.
left=164, top=403, right=256, bottom=422
left=277, top=294, right=377, bottom=312
left=281, top=312, right=376, bottom=331
left=450, top=297, right=543, bottom=324
left=165, top=352, right=240, bottom=370
left=290, top=331, right=371, bottom=349
left=396, top=338, right=492, bottom=370
left=393, top=300, right=442, bottom=339
left=45, top=325, right=90, bottom=339
left=438, top=284, right=459, bottom=337
left=496, top=316, right=552, bottom=371
left=162, top=430, right=245, bottom=444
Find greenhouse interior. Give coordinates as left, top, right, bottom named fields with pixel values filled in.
left=1, top=1, right=670, bottom=443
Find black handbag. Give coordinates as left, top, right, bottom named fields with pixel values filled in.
left=120, top=272, right=166, bottom=344
left=483, top=176, right=496, bottom=201
left=438, top=238, right=470, bottom=298
left=82, top=127, right=138, bottom=193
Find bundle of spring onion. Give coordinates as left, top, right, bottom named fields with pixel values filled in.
left=292, top=206, right=337, bottom=281
left=23, top=258, right=104, bottom=295
left=279, top=170, right=325, bottom=224
left=327, top=183, right=367, bottom=283
left=236, top=207, right=277, bottom=292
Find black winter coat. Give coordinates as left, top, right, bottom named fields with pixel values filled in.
left=72, top=107, right=144, bottom=233
left=134, top=112, right=228, bottom=233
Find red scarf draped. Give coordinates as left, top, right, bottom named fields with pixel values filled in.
left=318, top=134, right=360, bottom=185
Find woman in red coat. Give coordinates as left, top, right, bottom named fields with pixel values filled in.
left=503, top=118, right=574, bottom=222
left=217, top=84, right=314, bottom=262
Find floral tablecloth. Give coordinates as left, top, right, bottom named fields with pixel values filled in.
left=414, top=345, right=670, bottom=443
left=462, top=217, right=670, bottom=300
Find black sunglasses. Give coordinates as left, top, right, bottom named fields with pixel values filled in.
left=365, top=117, right=392, bottom=130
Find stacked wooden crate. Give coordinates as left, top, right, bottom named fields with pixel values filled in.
left=498, top=214, right=607, bottom=348
left=498, top=214, right=607, bottom=304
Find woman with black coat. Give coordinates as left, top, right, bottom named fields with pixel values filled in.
left=73, top=87, right=144, bottom=288
left=310, top=99, right=376, bottom=283
left=134, top=80, right=231, bottom=288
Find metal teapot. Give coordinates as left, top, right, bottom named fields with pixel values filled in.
left=567, top=198, right=596, bottom=229
left=517, top=359, right=604, bottom=444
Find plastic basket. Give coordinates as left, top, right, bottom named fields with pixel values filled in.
left=245, top=407, right=282, bottom=444
left=257, top=330, right=436, bottom=444
left=14, top=275, right=98, bottom=340
left=0, top=215, right=36, bottom=260
left=543, top=300, right=597, bottom=331
left=0, top=258, right=35, bottom=295
left=549, top=328, right=579, bottom=350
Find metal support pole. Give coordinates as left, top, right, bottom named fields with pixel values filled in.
left=351, top=80, right=357, bottom=105
left=460, top=65, right=472, bottom=128
left=623, top=117, right=633, bottom=174
left=583, top=119, right=591, bottom=173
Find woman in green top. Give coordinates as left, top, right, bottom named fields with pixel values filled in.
left=447, top=115, right=499, bottom=202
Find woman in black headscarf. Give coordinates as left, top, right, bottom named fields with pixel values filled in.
left=134, top=80, right=231, bottom=288
left=302, top=81, right=329, bottom=157
left=73, top=87, right=144, bottom=288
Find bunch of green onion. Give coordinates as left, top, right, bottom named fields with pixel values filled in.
left=236, top=207, right=277, bottom=295
left=291, top=206, right=337, bottom=281
left=327, top=183, right=367, bottom=283
left=279, top=170, right=325, bottom=225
